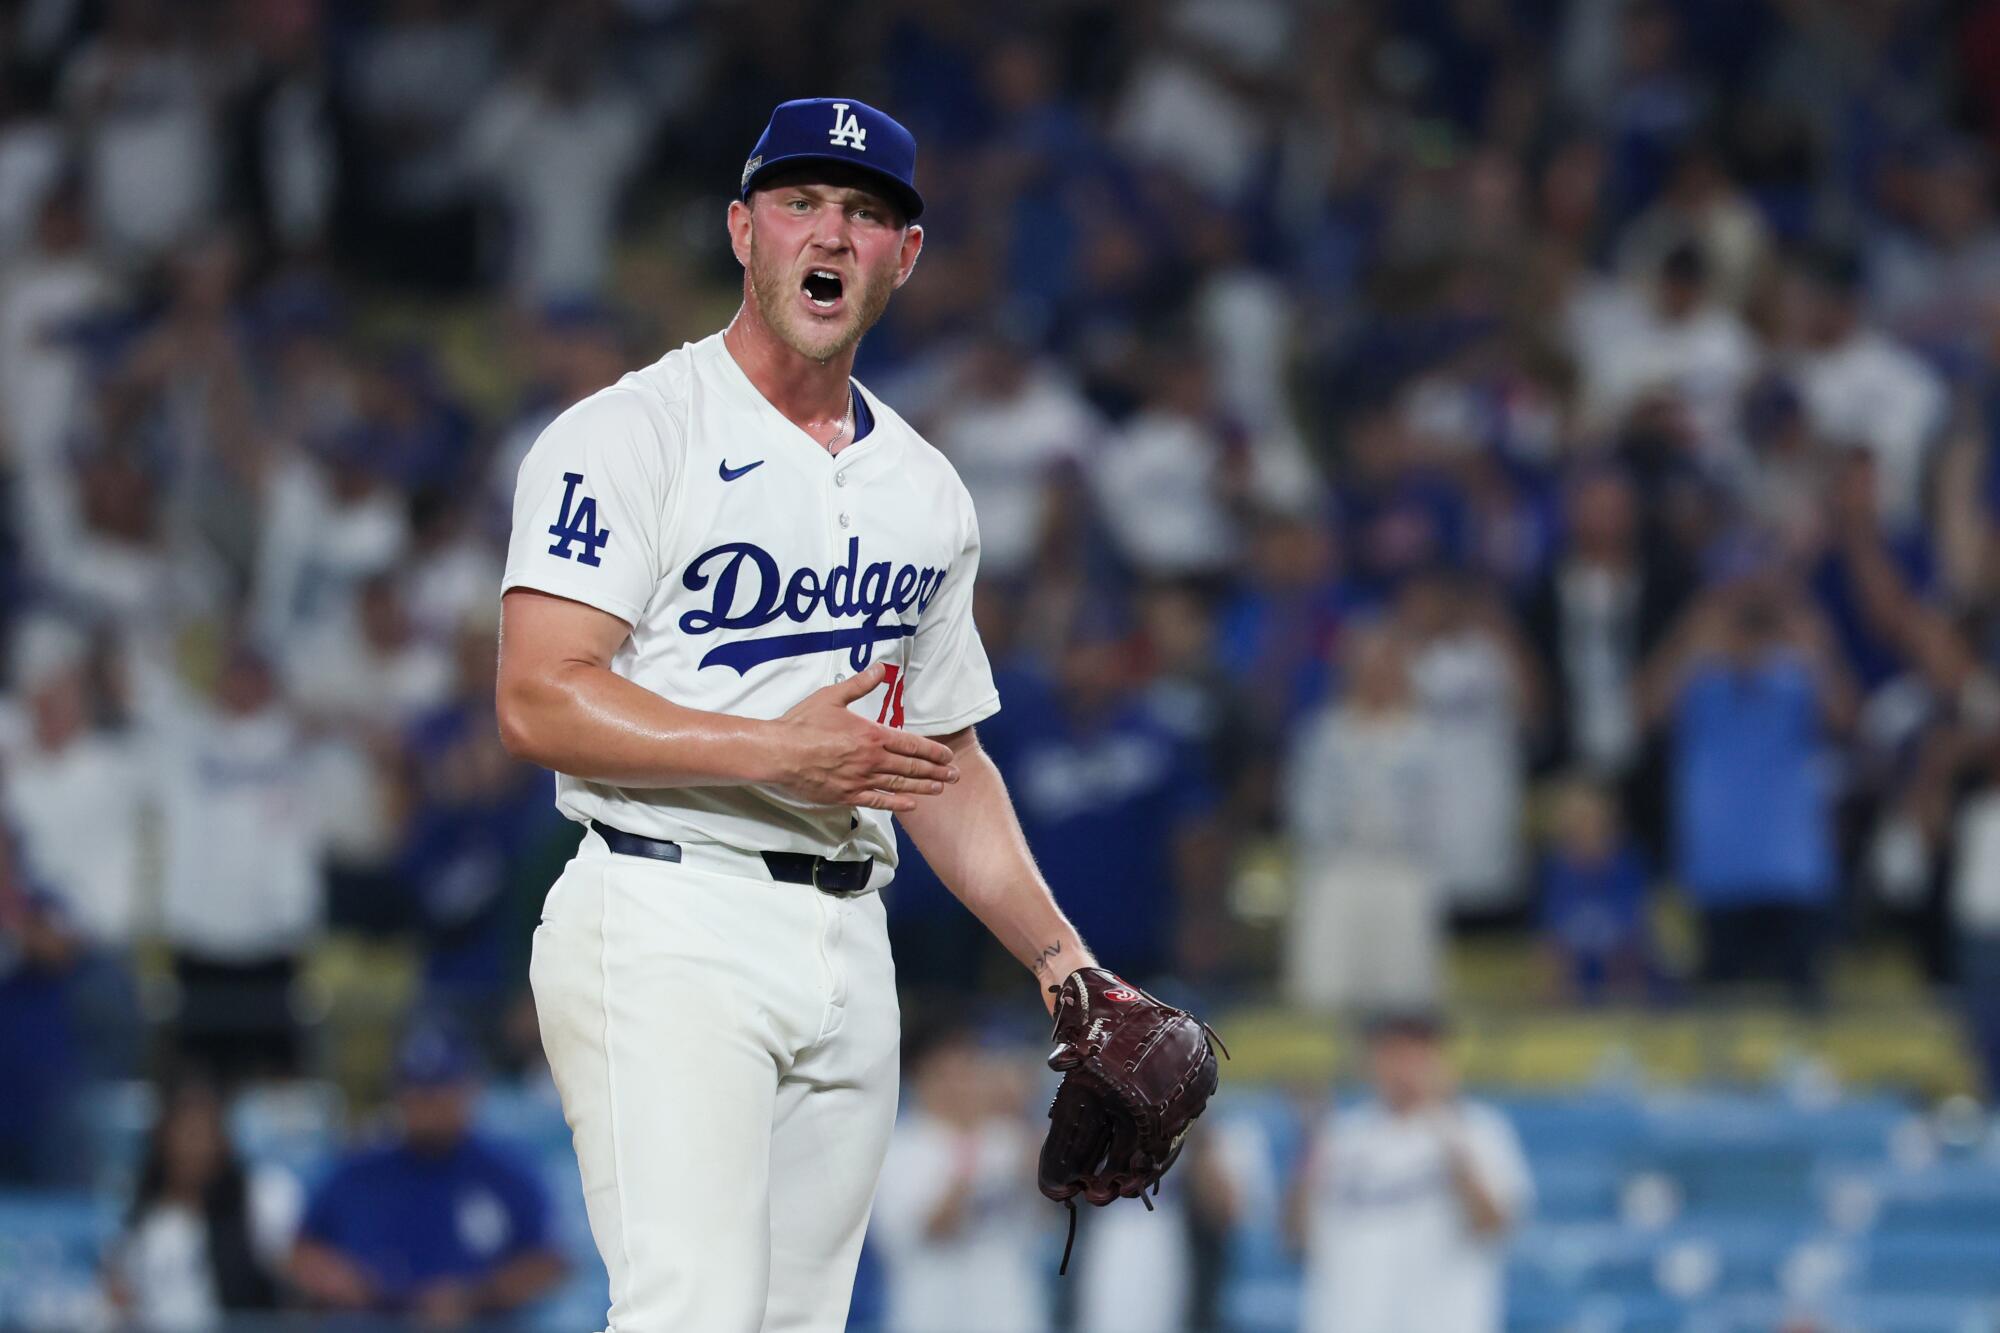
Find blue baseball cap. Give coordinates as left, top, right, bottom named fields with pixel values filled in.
left=740, top=97, right=924, bottom=222
left=393, top=1019, right=477, bottom=1088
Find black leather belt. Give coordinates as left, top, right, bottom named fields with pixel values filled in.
left=592, top=822, right=874, bottom=895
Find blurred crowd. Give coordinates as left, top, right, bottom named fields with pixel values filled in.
left=3, top=0, right=2000, bottom=1277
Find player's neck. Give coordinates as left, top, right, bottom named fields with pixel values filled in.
left=722, top=305, right=856, bottom=437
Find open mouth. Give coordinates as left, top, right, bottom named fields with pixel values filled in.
left=802, top=269, right=845, bottom=310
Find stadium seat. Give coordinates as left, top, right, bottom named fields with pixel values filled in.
left=0, top=1193, right=118, bottom=1330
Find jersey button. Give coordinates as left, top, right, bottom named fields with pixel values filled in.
left=835, top=472, right=848, bottom=487
left=838, top=512, right=851, bottom=527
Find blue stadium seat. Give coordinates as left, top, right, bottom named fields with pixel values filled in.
left=1870, top=1164, right=2000, bottom=1235
left=1640, top=1142, right=1819, bottom=1221
left=1534, top=1154, right=1624, bottom=1222
left=1853, top=1232, right=2000, bottom=1298
left=1491, top=1094, right=1647, bottom=1159
left=0, top=1193, right=119, bottom=1330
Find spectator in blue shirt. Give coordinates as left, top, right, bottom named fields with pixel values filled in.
left=1538, top=779, right=1656, bottom=1004
left=288, top=1021, right=564, bottom=1327
left=1639, top=575, right=1857, bottom=1005
left=0, top=819, right=82, bottom=1187
left=1807, top=448, right=1941, bottom=693
left=978, top=610, right=1220, bottom=983
left=400, top=620, right=563, bottom=1052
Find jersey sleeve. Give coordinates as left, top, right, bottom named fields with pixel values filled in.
left=897, top=489, right=1000, bottom=735
left=502, top=388, right=679, bottom=626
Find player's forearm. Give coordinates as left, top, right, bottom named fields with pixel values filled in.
left=497, top=660, right=787, bottom=788
left=897, top=730, right=1095, bottom=999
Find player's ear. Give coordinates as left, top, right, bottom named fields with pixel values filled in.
left=893, top=223, right=924, bottom=289
left=726, top=198, right=754, bottom=268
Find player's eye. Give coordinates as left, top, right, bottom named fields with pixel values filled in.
left=852, top=207, right=877, bottom=222
left=787, top=198, right=811, bottom=213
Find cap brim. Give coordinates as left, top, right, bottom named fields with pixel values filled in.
left=741, top=153, right=924, bottom=222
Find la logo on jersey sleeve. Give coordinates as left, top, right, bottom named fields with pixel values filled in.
left=546, top=471, right=612, bottom=567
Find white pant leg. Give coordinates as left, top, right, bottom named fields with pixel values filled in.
left=760, top=888, right=901, bottom=1332
left=530, top=836, right=834, bottom=1333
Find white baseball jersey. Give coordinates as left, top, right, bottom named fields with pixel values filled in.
left=502, top=331, right=999, bottom=869
left=1300, top=1101, right=1533, bottom=1333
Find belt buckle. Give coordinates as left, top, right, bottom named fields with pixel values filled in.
left=810, top=857, right=824, bottom=891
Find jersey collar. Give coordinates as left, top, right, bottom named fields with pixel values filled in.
left=709, top=333, right=890, bottom=466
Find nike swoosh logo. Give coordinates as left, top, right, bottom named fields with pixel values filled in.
left=719, top=458, right=765, bottom=482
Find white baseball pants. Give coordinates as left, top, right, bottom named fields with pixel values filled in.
left=530, top=829, right=901, bottom=1332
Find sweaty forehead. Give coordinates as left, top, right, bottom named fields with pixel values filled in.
left=751, top=164, right=903, bottom=219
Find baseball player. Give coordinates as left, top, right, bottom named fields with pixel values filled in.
left=498, top=97, right=1215, bottom=1333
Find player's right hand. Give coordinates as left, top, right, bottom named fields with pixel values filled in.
left=773, top=663, right=960, bottom=811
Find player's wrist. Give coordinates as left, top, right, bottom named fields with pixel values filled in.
left=741, top=717, right=800, bottom=787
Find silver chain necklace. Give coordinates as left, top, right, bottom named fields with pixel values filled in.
left=824, top=390, right=855, bottom=454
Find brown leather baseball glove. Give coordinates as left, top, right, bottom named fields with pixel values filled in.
left=1036, top=967, right=1225, bottom=1272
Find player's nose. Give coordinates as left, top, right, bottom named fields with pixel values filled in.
left=808, top=209, right=852, bottom=251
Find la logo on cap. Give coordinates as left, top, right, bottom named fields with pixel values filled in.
left=828, top=102, right=867, bottom=151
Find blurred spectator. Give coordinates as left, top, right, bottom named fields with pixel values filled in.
left=1640, top=575, right=1857, bottom=1005
left=978, top=613, right=1219, bottom=983
left=0, top=75, right=63, bottom=261
left=1291, top=1011, right=1532, bottom=1333
left=41, top=436, right=231, bottom=638
left=870, top=1024, right=1049, bottom=1333
left=1867, top=141, right=2000, bottom=363
left=332, top=0, right=499, bottom=290
left=463, top=11, right=648, bottom=302
left=1523, top=466, right=1688, bottom=785
left=0, top=173, right=118, bottom=497
left=104, top=1076, right=300, bottom=1331
left=1284, top=626, right=1447, bottom=1013
left=404, top=492, right=505, bottom=641
left=285, top=571, right=451, bottom=728
left=1538, top=779, right=1657, bottom=1005
left=1788, top=248, right=1948, bottom=534
left=0, top=818, right=84, bottom=1186
left=1089, top=341, right=1245, bottom=581
left=289, top=1021, right=563, bottom=1325
left=224, top=0, right=337, bottom=262
left=153, top=639, right=325, bottom=1082
left=251, top=429, right=412, bottom=647
left=399, top=616, right=555, bottom=1050
left=1398, top=572, right=1540, bottom=915
left=1904, top=726, right=2000, bottom=1097
left=922, top=323, right=1097, bottom=582
left=0, top=617, right=145, bottom=1078
left=1575, top=241, right=1759, bottom=466
left=482, top=300, right=631, bottom=522
left=1137, top=580, right=1260, bottom=814
left=1109, top=0, right=1287, bottom=205
left=1616, top=145, right=1772, bottom=311
left=1216, top=511, right=1354, bottom=752
left=1806, top=448, right=1943, bottom=695
left=0, top=618, right=145, bottom=964
left=59, top=0, right=220, bottom=265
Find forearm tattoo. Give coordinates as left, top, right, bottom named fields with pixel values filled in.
left=1030, top=940, right=1063, bottom=976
